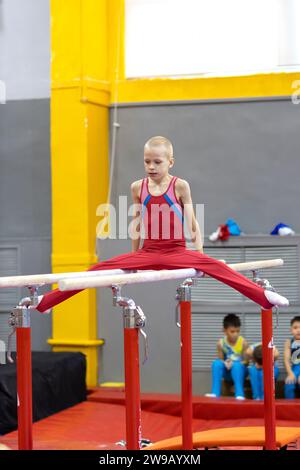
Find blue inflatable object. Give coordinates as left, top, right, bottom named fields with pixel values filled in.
left=271, top=223, right=294, bottom=236
left=226, top=219, right=241, bottom=236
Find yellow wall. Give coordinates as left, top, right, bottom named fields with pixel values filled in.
left=50, top=0, right=118, bottom=386
left=114, top=72, right=299, bottom=104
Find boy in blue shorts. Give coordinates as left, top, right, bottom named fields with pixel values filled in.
left=206, top=314, right=248, bottom=400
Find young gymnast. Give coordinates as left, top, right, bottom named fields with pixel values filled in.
left=35, top=136, right=289, bottom=313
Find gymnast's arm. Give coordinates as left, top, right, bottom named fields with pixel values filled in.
left=130, top=180, right=142, bottom=252
left=176, top=179, right=203, bottom=253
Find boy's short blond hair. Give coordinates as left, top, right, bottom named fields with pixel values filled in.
left=144, top=136, right=174, bottom=160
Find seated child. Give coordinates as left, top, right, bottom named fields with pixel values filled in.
left=206, top=314, right=248, bottom=400
left=247, top=343, right=279, bottom=400
left=284, top=316, right=300, bottom=399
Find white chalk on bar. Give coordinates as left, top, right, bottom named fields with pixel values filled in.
left=59, top=259, right=283, bottom=291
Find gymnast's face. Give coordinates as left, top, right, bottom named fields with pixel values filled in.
left=224, top=326, right=240, bottom=344
left=144, top=145, right=174, bottom=180
left=291, top=321, right=300, bottom=340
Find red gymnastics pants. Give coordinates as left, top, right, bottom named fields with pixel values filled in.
left=37, top=245, right=273, bottom=312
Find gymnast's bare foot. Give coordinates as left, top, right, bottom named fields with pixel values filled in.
left=36, top=295, right=52, bottom=314
left=263, top=290, right=289, bottom=308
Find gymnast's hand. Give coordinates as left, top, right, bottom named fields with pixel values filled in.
left=285, top=372, right=296, bottom=384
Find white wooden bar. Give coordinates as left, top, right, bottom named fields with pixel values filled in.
left=59, top=259, right=284, bottom=291
left=0, top=269, right=138, bottom=288
left=0, top=258, right=283, bottom=290
left=227, top=259, right=283, bottom=271
left=59, top=268, right=202, bottom=290
left=0, top=259, right=223, bottom=288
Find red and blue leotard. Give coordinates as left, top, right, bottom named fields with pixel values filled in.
left=140, top=175, right=185, bottom=251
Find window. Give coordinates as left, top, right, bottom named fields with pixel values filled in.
left=125, top=0, right=300, bottom=78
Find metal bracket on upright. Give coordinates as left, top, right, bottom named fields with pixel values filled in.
left=252, top=270, right=276, bottom=292
left=7, top=285, right=41, bottom=364
left=7, top=306, right=30, bottom=364
left=252, top=270, right=279, bottom=328
left=175, top=278, right=194, bottom=328
left=111, top=285, right=148, bottom=364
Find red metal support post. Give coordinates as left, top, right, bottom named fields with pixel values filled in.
left=261, top=307, right=276, bottom=450
left=124, top=326, right=142, bottom=450
left=15, top=307, right=33, bottom=450
left=180, top=299, right=193, bottom=450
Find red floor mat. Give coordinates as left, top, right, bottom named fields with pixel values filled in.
left=0, top=401, right=204, bottom=450
left=2, top=390, right=300, bottom=450
left=88, top=389, right=300, bottom=421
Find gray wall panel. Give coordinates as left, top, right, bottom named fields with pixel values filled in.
left=0, top=99, right=51, bottom=238
left=110, top=98, right=300, bottom=235
left=0, top=238, right=52, bottom=352
left=0, top=99, right=51, bottom=352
